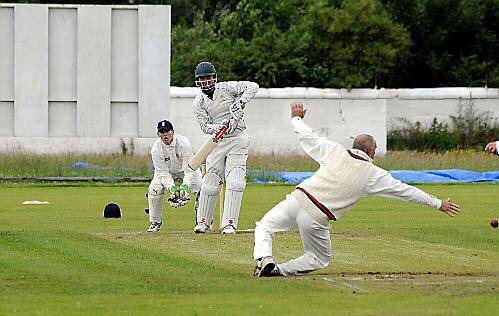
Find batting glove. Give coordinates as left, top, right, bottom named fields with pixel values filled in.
left=229, top=99, right=245, bottom=120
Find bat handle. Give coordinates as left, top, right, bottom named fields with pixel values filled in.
left=214, top=125, right=228, bottom=141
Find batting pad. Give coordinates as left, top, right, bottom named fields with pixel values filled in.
left=148, top=184, right=164, bottom=224
left=197, top=172, right=222, bottom=226
left=223, top=167, right=246, bottom=228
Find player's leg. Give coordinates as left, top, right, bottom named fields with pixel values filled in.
left=276, top=211, right=332, bottom=276
left=147, top=177, right=165, bottom=232
left=188, top=169, right=203, bottom=224
left=253, top=194, right=301, bottom=276
left=221, top=134, right=249, bottom=234
left=194, top=146, right=225, bottom=233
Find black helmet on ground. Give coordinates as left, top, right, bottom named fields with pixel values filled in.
left=103, top=203, right=121, bottom=218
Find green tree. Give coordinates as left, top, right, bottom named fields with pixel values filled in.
left=381, top=0, right=499, bottom=87
left=302, top=0, right=411, bottom=88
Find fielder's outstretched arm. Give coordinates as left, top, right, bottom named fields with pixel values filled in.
left=366, top=167, right=460, bottom=217
left=290, top=102, right=341, bottom=165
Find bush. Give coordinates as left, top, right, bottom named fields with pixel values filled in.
left=388, top=98, right=499, bottom=151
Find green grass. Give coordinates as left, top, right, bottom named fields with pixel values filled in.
left=0, top=183, right=498, bottom=315
left=1, top=150, right=498, bottom=179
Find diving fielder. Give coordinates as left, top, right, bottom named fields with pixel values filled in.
left=253, top=102, right=461, bottom=277
left=146, top=120, right=202, bottom=232
left=192, top=61, right=259, bottom=235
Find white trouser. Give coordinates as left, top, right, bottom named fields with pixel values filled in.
left=198, top=132, right=249, bottom=228
left=148, top=170, right=202, bottom=224
left=206, top=132, right=249, bottom=178
left=253, top=194, right=332, bottom=276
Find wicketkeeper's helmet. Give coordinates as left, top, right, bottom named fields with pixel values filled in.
left=195, top=61, right=217, bottom=91
left=103, top=203, right=121, bottom=218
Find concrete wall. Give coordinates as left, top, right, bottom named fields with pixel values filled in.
left=0, top=3, right=170, bottom=146
left=169, top=88, right=388, bottom=155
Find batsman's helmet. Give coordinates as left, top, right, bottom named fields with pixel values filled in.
left=195, top=62, right=217, bottom=91
left=103, top=203, right=121, bottom=218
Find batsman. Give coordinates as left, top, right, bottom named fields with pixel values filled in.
left=192, top=61, right=259, bottom=235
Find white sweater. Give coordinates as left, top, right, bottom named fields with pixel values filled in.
left=151, top=134, right=196, bottom=190
left=289, top=117, right=442, bottom=222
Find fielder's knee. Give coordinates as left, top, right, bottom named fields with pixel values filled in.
left=201, top=172, right=222, bottom=196
left=225, top=167, right=246, bottom=192
left=148, top=183, right=164, bottom=197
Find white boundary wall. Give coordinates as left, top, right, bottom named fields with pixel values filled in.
left=169, top=87, right=498, bottom=156
left=0, top=3, right=170, bottom=152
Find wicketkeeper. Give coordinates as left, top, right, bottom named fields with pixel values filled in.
left=253, top=101, right=461, bottom=277
left=146, top=120, right=202, bottom=232
left=192, top=61, right=259, bottom=235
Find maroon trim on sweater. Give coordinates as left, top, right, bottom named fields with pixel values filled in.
left=347, top=150, right=369, bottom=162
left=296, top=187, right=336, bottom=221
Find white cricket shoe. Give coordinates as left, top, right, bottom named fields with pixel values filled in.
left=221, top=225, right=236, bottom=235
left=146, top=222, right=161, bottom=232
left=194, top=223, right=210, bottom=234
left=254, top=256, right=282, bottom=277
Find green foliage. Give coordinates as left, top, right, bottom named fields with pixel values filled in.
left=388, top=97, right=499, bottom=151
left=303, top=0, right=411, bottom=88
left=380, top=0, right=499, bottom=87
left=172, top=0, right=412, bottom=88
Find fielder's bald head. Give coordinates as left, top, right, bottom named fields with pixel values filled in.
left=352, top=134, right=377, bottom=160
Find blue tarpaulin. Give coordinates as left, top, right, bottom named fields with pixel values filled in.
left=249, top=169, right=499, bottom=184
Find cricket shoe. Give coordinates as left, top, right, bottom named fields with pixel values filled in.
left=221, top=225, right=236, bottom=235
left=194, top=223, right=210, bottom=234
left=253, top=256, right=282, bottom=277
left=146, top=222, right=162, bottom=232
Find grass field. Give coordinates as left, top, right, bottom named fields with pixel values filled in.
left=0, top=182, right=498, bottom=315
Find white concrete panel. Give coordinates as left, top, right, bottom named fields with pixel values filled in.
left=77, top=6, right=111, bottom=137
left=111, top=102, right=138, bottom=136
left=49, top=102, right=76, bottom=137
left=0, top=102, right=14, bottom=136
left=244, top=99, right=387, bottom=155
left=138, top=5, right=170, bottom=137
left=14, top=4, right=49, bottom=136
left=49, top=8, right=77, bottom=100
left=0, top=7, right=14, bottom=101
left=111, top=9, right=138, bottom=101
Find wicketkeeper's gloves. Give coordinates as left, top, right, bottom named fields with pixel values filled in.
left=167, top=184, right=191, bottom=208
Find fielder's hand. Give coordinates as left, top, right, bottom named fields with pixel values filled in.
left=485, top=141, right=498, bottom=155
left=290, top=101, right=307, bottom=118
left=439, top=198, right=460, bottom=217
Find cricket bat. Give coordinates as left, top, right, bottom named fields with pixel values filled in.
left=188, top=125, right=228, bottom=171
